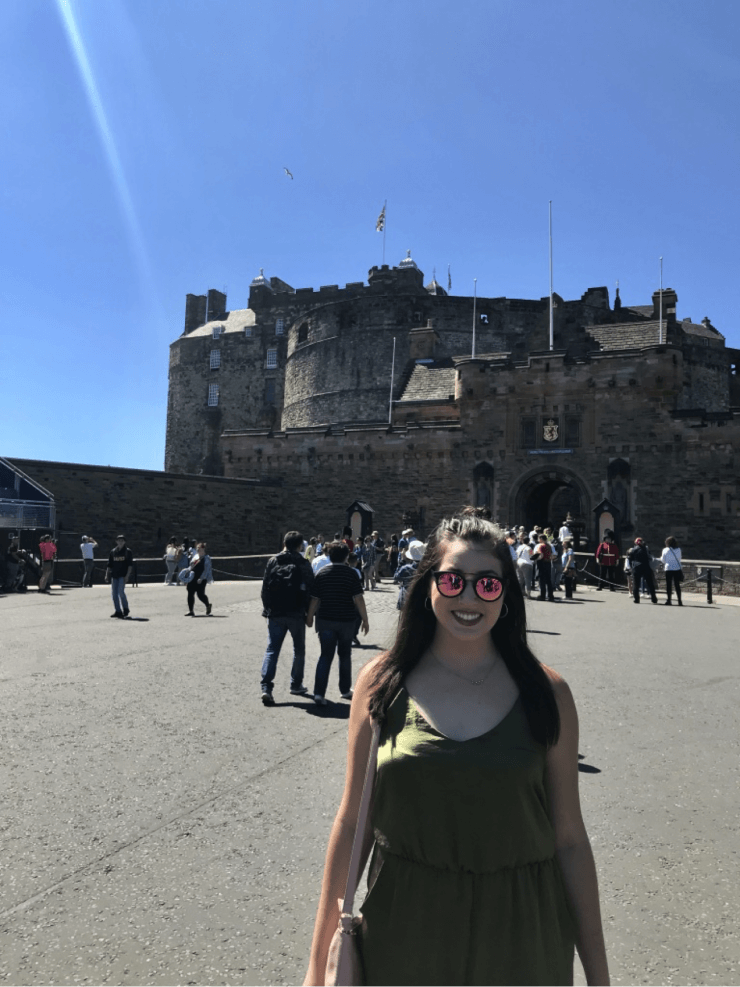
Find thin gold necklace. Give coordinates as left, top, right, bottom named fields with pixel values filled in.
left=429, top=648, right=497, bottom=686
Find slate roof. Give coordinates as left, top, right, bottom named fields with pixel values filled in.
left=185, top=307, right=255, bottom=337
left=398, top=361, right=457, bottom=402
left=682, top=320, right=724, bottom=341
left=585, top=320, right=664, bottom=350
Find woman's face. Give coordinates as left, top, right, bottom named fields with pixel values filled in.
left=429, top=538, right=506, bottom=644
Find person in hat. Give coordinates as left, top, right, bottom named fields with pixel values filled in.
left=305, top=506, right=608, bottom=986
left=393, top=537, right=425, bottom=610
left=398, top=528, right=414, bottom=555
left=105, top=535, right=134, bottom=618
left=80, top=535, right=98, bottom=587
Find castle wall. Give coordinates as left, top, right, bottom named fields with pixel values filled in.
left=8, top=459, right=286, bottom=559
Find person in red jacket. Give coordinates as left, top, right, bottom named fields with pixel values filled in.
left=595, top=532, right=620, bottom=591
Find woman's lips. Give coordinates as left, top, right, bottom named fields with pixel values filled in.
left=451, top=610, right=483, bottom=626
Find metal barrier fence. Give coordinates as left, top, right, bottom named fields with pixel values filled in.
left=574, top=553, right=740, bottom=600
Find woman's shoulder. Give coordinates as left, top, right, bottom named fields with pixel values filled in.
left=540, top=663, right=573, bottom=701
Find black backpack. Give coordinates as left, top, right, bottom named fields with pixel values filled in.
left=265, top=554, right=308, bottom=613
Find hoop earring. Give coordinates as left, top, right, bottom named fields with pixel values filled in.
left=500, top=603, right=509, bottom=618
left=424, top=597, right=433, bottom=610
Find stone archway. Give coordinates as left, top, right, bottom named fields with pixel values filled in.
left=511, top=466, right=591, bottom=536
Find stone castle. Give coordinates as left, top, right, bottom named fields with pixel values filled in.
left=165, top=253, right=740, bottom=557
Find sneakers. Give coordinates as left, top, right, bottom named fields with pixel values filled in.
left=261, top=692, right=275, bottom=706
left=206, top=603, right=212, bottom=615
left=110, top=611, right=123, bottom=618
left=313, top=694, right=328, bottom=706
left=340, top=690, right=354, bottom=701
left=289, top=685, right=309, bottom=696
left=184, top=611, right=194, bottom=616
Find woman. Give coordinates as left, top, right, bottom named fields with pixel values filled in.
left=661, top=536, right=683, bottom=606
left=184, top=542, right=213, bottom=616
left=531, top=533, right=556, bottom=602
left=304, top=537, right=318, bottom=563
left=305, top=510, right=609, bottom=986
left=164, top=537, right=181, bottom=585
left=515, top=530, right=533, bottom=598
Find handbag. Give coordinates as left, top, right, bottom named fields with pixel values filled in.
left=178, top=568, right=194, bottom=584
left=325, top=720, right=381, bottom=987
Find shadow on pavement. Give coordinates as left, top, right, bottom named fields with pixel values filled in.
left=529, top=629, right=561, bottom=636
left=578, top=753, right=602, bottom=774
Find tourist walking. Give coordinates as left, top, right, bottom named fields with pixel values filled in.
left=38, top=534, right=57, bottom=593
left=80, top=535, right=98, bottom=587
left=371, top=531, right=384, bottom=582
left=595, top=533, right=620, bottom=591
left=393, top=538, right=424, bottom=609
left=561, top=539, right=577, bottom=598
left=532, top=534, right=555, bottom=601
left=661, top=536, right=683, bottom=606
left=306, top=541, right=369, bottom=704
left=360, top=535, right=377, bottom=591
left=105, top=535, right=133, bottom=618
left=514, top=531, right=533, bottom=598
left=311, top=543, right=332, bottom=575
left=304, top=508, right=609, bottom=987
left=627, top=538, right=657, bottom=604
left=386, top=534, right=399, bottom=576
left=163, top=538, right=181, bottom=585
left=260, top=531, right=315, bottom=705
left=183, top=542, right=213, bottom=617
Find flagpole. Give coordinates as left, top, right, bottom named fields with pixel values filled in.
left=472, top=279, right=477, bottom=358
left=549, top=200, right=554, bottom=351
left=388, top=336, right=396, bottom=424
left=383, top=200, right=387, bottom=265
left=659, top=256, right=663, bottom=345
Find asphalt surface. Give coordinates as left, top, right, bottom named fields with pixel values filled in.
left=1, top=578, right=739, bottom=986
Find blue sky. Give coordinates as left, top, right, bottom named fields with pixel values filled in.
left=3, top=0, right=739, bottom=470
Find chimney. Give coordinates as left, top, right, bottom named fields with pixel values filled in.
left=206, top=289, right=227, bottom=322
left=652, top=288, right=677, bottom=322
left=184, top=293, right=207, bottom=334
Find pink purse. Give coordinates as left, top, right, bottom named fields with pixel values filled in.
left=324, top=720, right=381, bottom=987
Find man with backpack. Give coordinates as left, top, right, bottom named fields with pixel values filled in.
left=260, top=531, right=315, bottom=706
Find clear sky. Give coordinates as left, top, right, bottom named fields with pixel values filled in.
left=3, top=0, right=739, bottom=470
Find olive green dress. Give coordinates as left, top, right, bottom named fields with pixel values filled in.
left=358, top=687, right=576, bottom=986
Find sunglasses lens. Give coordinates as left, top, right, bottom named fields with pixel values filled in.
left=437, top=572, right=464, bottom=596
left=476, top=576, right=503, bottom=601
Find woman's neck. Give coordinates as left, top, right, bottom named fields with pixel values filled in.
left=429, top=627, right=498, bottom=667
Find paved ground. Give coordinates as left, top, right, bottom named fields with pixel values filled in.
left=1, top=579, right=739, bottom=986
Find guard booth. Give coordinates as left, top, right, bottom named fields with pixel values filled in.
left=593, top=497, right=622, bottom=549
left=0, top=458, right=56, bottom=547
left=346, top=500, right=374, bottom=543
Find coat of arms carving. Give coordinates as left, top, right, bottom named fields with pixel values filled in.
left=543, top=419, right=558, bottom=442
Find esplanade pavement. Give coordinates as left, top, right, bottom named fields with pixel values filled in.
left=1, top=580, right=738, bottom=986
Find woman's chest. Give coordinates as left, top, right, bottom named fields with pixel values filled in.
left=404, top=668, right=520, bottom=743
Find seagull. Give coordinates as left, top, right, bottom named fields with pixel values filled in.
left=284, top=167, right=293, bottom=179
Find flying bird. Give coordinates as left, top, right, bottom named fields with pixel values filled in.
left=284, top=167, right=293, bottom=179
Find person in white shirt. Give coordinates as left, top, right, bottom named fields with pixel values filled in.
left=312, top=546, right=332, bottom=574
left=660, top=536, right=683, bottom=606
left=558, top=521, right=572, bottom=543
left=515, top=533, right=533, bottom=599
left=80, top=535, right=98, bottom=587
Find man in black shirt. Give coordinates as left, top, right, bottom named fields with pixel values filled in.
left=260, top=530, right=315, bottom=706
left=106, top=535, right=134, bottom=618
left=306, top=541, right=369, bottom=704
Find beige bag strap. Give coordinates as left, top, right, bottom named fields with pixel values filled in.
left=339, top=719, right=381, bottom=917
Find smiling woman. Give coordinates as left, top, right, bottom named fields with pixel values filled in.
left=305, top=508, right=610, bottom=987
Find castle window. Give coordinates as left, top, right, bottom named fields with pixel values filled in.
left=207, top=383, right=219, bottom=407
left=480, top=313, right=489, bottom=324
left=212, top=326, right=223, bottom=339
left=521, top=419, right=536, bottom=448
left=275, top=318, right=285, bottom=335
left=564, top=418, right=581, bottom=447
left=413, top=311, right=422, bottom=323
left=266, top=348, right=278, bottom=369
left=298, top=323, right=309, bottom=343
left=265, top=380, right=276, bottom=405
left=698, top=493, right=705, bottom=513
left=244, top=326, right=253, bottom=338
left=210, top=349, right=221, bottom=370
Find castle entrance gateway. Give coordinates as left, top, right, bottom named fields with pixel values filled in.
left=512, top=467, right=590, bottom=537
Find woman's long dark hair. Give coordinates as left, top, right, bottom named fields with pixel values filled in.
left=367, top=508, right=561, bottom=748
